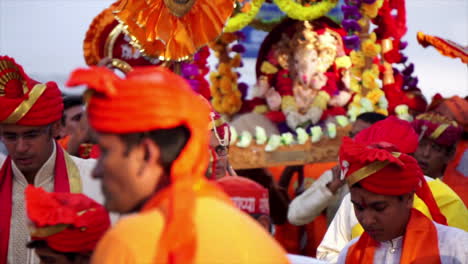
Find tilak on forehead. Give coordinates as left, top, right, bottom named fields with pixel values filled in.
left=0, top=56, right=63, bottom=125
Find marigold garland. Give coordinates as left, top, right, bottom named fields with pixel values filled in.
left=209, top=32, right=245, bottom=116
left=273, top=0, right=338, bottom=21
left=225, top=0, right=266, bottom=33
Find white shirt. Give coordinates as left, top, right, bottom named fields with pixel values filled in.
left=337, top=223, right=468, bottom=264
left=0, top=142, right=100, bottom=264
left=288, top=254, right=328, bottom=264
left=317, top=176, right=468, bottom=263
left=288, top=169, right=349, bottom=226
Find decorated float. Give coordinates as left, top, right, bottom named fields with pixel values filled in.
left=82, top=0, right=427, bottom=169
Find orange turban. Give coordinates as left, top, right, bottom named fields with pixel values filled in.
left=217, top=176, right=270, bottom=215
left=340, top=117, right=447, bottom=225
left=0, top=56, right=63, bottom=126
left=67, top=66, right=231, bottom=264
left=25, top=185, right=110, bottom=253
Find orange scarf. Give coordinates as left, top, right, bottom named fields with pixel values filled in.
left=346, top=209, right=441, bottom=264
left=142, top=178, right=232, bottom=264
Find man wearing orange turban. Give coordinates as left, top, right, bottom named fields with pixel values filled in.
left=25, top=185, right=110, bottom=264
left=317, top=117, right=468, bottom=263
left=334, top=118, right=467, bottom=263
left=0, top=56, right=103, bottom=264
left=66, top=66, right=290, bottom=264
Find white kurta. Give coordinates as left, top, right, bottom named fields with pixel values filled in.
left=317, top=176, right=468, bottom=263
left=0, top=142, right=100, bottom=264
left=336, top=223, right=468, bottom=264
left=288, top=169, right=349, bottom=226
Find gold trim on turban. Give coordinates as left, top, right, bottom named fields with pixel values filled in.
left=347, top=152, right=402, bottom=186
left=2, top=84, right=47, bottom=124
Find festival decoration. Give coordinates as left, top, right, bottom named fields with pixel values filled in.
left=243, top=18, right=352, bottom=131
left=112, top=0, right=234, bottom=61
left=209, top=32, right=247, bottom=116
left=417, top=32, right=468, bottom=64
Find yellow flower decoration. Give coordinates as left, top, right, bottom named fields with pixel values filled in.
left=366, top=88, right=385, bottom=104
left=361, top=0, right=384, bottom=18
left=376, top=108, right=388, bottom=116
left=362, top=71, right=378, bottom=90
left=225, top=0, right=265, bottom=33
left=361, top=32, right=381, bottom=58
left=350, top=50, right=365, bottom=68
left=335, top=56, right=352, bottom=69
left=350, top=77, right=362, bottom=93
left=253, top=105, right=269, bottom=114
left=273, top=0, right=338, bottom=21
left=312, top=91, right=331, bottom=110
left=281, top=95, right=297, bottom=112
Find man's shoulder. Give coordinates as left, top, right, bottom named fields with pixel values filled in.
left=104, top=210, right=164, bottom=243
left=435, top=222, right=468, bottom=242
left=69, top=155, right=97, bottom=169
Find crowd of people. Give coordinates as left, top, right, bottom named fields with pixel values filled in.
left=0, top=53, right=467, bottom=264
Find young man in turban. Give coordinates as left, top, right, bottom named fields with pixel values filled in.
left=430, top=96, right=468, bottom=205
left=0, top=56, right=102, bottom=264
left=67, top=66, right=290, bottom=264
left=317, top=117, right=468, bottom=263
left=335, top=120, right=467, bottom=263
left=25, top=186, right=110, bottom=264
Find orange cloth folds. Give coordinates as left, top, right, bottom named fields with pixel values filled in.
left=346, top=209, right=441, bottom=264
left=67, top=66, right=235, bottom=264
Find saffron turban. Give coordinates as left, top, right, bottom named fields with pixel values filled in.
left=25, top=185, right=110, bottom=253
left=412, top=112, right=463, bottom=147
left=439, top=96, right=468, bottom=132
left=67, top=66, right=232, bottom=264
left=217, top=176, right=270, bottom=215
left=0, top=56, right=63, bottom=126
left=340, top=117, right=447, bottom=225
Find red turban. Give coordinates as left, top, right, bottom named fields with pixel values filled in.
left=340, top=117, right=447, bottom=225
left=209, top=111, right=231, bottom=147
left=25, top=185, right=110, bottom=253
left=67, top=66, right=232, bottom=264
left=217, top=176, right=270, bottom=215
left=412, top=112, right=463, bottom=147
left=0, top=56, right=63, bottom=126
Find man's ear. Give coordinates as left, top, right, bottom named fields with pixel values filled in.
left=141, top=138, right=161, bottom=166
left=405, top=193, right=414, bottom=209
left=51, top=121, right=62, bottom=139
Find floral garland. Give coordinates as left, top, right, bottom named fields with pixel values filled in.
left=273, top=0, right=339, bottom=21
left=180, top=47, right=211, bottom=100
left=225, top=0, right=266, bottom=33
left=209, top=32, right=246, bottom=115
left=341, top=0, right=384, bottom=50
left=343, top=0, right=389, bottom=120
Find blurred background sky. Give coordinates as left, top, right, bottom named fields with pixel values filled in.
left=0, top=0, right=466, bottom=100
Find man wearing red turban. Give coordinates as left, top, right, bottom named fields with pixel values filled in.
left=335, top=118, right=467, bottom=263
left=317, top=117, right=468, bottom=263
left=25, top=186, right=110, bottom=264
left=428, top=96, right=468, bottom=207
left=412, top=112, right=468, bottom=206
left=66, top=66, right=290, bottom=264
left=0, top=56, right=102, bottom=264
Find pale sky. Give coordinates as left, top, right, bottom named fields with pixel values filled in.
left=0, top=0, right=466, bottom=100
